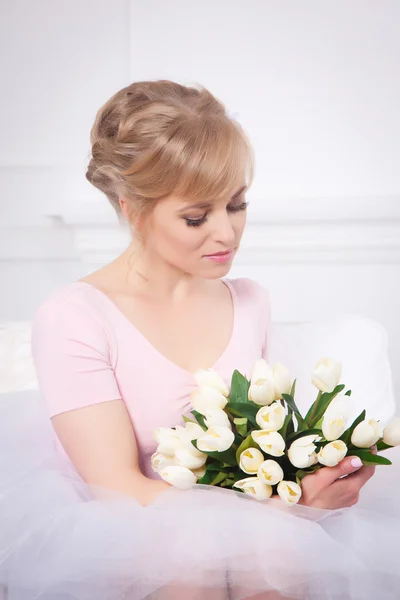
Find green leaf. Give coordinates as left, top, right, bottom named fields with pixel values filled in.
left=229, top=370, right=251, bottom=404
left=278, top=413, right=294, bottom=439
left=220, top=478, right=235, bottom=488
left=376, top=440, right=393, bottom=452
left=225, top=403, right=258, bottom=427
left=281, top=393, right=303, bottom=420
left=349, top=449, right=392, bottom=466
left=290, top=378, right=297, bottom=398
left=182, top=415, right=197, bottom=424
left=306, top=385, right=346, bottom=427
left=287, top=428, right=323, bottom=443
left=191, top=410, right=208, bottom=430
left=210, top=471, right=228, bottom=486
left=233, top=417, right=248, bottom=437
left=345, top=390, right=352, bottom=396
left=235, top=433, right=259, bottom=465
left=340, top=409, right=366, bottom=445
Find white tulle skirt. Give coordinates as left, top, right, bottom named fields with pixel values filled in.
left=1, top=389, right=400, bottom=600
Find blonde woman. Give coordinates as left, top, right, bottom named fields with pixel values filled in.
left=0, top=81, right=398, bottom=600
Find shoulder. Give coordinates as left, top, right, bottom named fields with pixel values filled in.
left=225, top=277, right=270, bottom=305
left=31, top=282, right=112, bottom=351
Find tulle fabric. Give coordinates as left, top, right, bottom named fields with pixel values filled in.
left=1, top=389, right=400, bottom=600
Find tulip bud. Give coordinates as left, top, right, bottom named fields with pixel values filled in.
left=248, top=380, right=276, bottom=406
left=192, top=465, right=206, bottom=479
left=257, top=459, right=284, bottom=485
left=193, top=369, right=229, bottom=397
left=196, top=426, right=235, bottom=452
left=256, top=402, right=286, bottom=432
left=383, top=417, right=400, bottom=447
left=321, top=393, right=351, bottom=441
left=288, top=435, right=320, bottom=469
left=233, top=476, right=273, bottom=500
left=351, top=419, right=381, bottom=448
left=248, top=359, right=275, bottom=406
left=190, top=385, right=228, bottom=415
left=155, top=427, right=181, bottom=457
left=277, top=480, right=302, bottom=506
left=272, top=364, right=292, bottom=400
left=317, top=440, right=348, bottom=467
left=251, top=430, right=285, bottom=457
left=174, top=444, right=208, bottom=470
left=151, top=452, right=176, bottom=473
left=311, top=358, right=342, bottom=393
left=239, top=447, right=265, bottom=475
left=159, top=465, right=197, bottom=489
left=175, top=423, right=205, bottom=453
left=204, top=408, right=232, bottom=430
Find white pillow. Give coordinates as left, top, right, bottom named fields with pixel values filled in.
left=269, top=314, right=396, bottom=425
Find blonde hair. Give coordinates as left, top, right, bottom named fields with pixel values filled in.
left=86, top=80, right=254, bottom=225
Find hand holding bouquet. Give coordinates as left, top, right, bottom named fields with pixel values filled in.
left=152, top=358, right=400, bottom=505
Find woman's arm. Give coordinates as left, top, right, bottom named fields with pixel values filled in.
left=51, top=399, right=171, bottom=506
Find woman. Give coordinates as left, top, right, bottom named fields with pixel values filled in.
left=0, top=80, right=399, bottom=600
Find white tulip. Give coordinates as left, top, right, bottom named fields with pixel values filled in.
left=175, top=423, right=205, bottom=455
left=257, top=459, right=284, bottom=485
left=277, top=480, right=302, bottom=506
left=151, top=452, right=176, bottom=473
left=248, top=380, right=276, bottom=406
left=288, top=435, right=320, bottom=469
left=204, top=408, right=232, bottom=430
left=250, top=359, right=273, bottom=384
left=159, top=465, right=197, bottom=489
left=233, top=476, right=273, bottom=500
left=197, top=427, right=235, bottom=452
left=322, top=394, right=351, bottom=441
left=256, top=402, right=286, bottom=432
left=155, top=427, right=181, bottom=457
left=174, top=445, right=208, bottom=470
left=383, top=417, right=400, bottom=447
left=317, top=440, right=348, bottom=467
left=190, top=385, right=228, bottom=415
left=251, top=430, right=286, bottom=457
left=248, top=359, right=275, bottom=406
left=192, top=465, right=207, bottom=479
left=272, top=364, right=292, bottom=400
left=311, top=358, right=342, bottom=393
left=193, top=369, right=229, bottom=397
left=351, top=419, right=382, bottom=448
left=239, top=448, right=265, bottom=475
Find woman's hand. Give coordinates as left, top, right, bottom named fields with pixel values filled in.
left=299, top=454, right=376, bottom=510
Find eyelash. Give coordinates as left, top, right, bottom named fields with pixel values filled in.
left=184, top=201, right=249, bottom=228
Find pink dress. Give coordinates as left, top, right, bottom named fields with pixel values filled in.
left=31, top=277, right=271, bottom=479
left=0, top=277, right=399, bottom=600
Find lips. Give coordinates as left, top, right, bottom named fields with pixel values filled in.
left=205, top=249, right=233, bottom=257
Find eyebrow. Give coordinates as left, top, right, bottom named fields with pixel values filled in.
left=177, top=186, right=247, bottom=213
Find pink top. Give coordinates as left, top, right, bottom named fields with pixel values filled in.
left=31, top=277, right=271, bottom=478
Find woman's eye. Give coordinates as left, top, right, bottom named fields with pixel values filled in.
left=184, top=200, right=248, bottom=227
left=228, top=200, right=249, bottom=213
left=184, top=215, right=208, bottom=227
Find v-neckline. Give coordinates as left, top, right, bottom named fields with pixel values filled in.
left=74, top=278, right=238, bottom=379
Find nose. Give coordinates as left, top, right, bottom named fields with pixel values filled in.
left=213, top=212, right=236, bottom=247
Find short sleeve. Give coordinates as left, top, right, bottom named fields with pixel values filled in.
left=31, top=295, right=122, bottom=417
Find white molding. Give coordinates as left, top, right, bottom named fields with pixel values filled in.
left=0, top=196, right=399, bottom=265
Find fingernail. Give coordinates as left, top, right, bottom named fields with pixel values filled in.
left=351, top=457, right=363, bottom=468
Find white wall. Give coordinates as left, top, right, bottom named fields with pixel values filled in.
left=1, top=1, right=399, bottom=391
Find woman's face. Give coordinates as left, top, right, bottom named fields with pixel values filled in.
left=138, top=185, right=248, bottom=278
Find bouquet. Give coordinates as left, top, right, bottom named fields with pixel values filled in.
left=151, top=358, right=400, bottom=505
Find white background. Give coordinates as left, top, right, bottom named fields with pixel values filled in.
left=1, top=1, right=399, bottom=390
